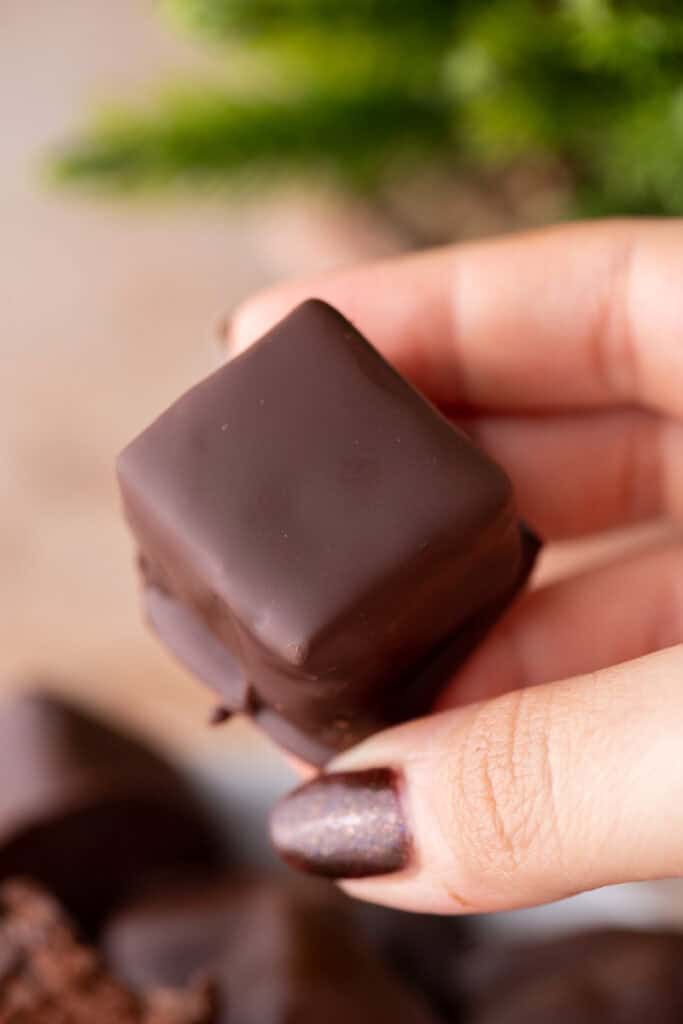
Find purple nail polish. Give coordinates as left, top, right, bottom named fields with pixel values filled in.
left=270, top=768, right=410, bottom=879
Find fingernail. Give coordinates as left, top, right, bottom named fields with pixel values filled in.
left=270, top=767, right=410, bottom=879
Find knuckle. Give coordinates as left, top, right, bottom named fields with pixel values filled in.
left=593, top=227, right=640, bottom=402
left=444, top=690, right=563, bottom=896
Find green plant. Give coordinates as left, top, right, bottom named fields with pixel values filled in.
left=53, top=1, right=683, bottom=220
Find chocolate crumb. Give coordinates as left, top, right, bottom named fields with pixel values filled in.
left=0, top=881, right=213, bottom=1023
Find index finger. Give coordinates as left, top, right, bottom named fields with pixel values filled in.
left=227, top=218, right=683, bottom=418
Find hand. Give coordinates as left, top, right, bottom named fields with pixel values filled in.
left=228, top=219, right=683, bottom=915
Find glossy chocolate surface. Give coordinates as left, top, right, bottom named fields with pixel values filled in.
left=118, top=300, right=538, bottom=764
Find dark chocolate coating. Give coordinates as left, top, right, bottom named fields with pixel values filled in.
left=118, top=300, right=539, bottom=764
left=0, top=692, right=219, bottom=934
left=463, top=930, right=683, bottom=1023
left=103, top=874, right=439, bottom=1024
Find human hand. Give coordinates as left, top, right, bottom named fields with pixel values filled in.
left=227, top=219, right=683, bottom=914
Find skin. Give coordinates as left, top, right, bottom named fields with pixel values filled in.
left=226, top=218, right=683, bottom=915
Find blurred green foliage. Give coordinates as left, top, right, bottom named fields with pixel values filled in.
left=54, top=0, right=683, bottom=216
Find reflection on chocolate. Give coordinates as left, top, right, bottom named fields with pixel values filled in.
left=118, top=300, right=539, bottom=764
left=0, top=691, right=220, bottom=934
left=104, top=874, right=439, bottom=1024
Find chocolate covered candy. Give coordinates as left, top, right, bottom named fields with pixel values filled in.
left=118, top=300, right=539, bottom=764
left=104, top=874, right=438, bottom=1024
left=0, top=692, right=220, bottom=933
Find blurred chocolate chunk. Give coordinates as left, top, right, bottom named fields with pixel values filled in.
left=0, top=691, right=220, bottom=933
left=0, top=880, right=213, bottom=1023
left=118, top=299, right=539, bottom=764
left=464, top=929, right=683, bottom=1023
left=352, top=899, right=473, bottom=1018
left=104, top=874, right=439, bottom=1023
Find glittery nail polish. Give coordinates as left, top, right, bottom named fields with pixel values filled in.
left=270, top=768, right=410, bottom=879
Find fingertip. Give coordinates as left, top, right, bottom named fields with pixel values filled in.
left=337, top=867, right=466, bottom=916
left=227, top=287, right=303, bottom=356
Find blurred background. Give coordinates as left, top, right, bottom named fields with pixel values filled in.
left=3, top=0, right=683, bottom=929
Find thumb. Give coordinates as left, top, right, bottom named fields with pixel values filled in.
left=270, top=645, right=683, bottom=914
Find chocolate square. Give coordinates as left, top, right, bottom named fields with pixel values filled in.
left=118, top=300, right=536, bottom=763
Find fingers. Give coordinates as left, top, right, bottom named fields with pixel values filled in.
left=227, top=218, right=683, bottom=418
left=466, top=409, right=683, bottom=537
left=535, top=519, right=682, bottom=587
left=270, top=644, right=683, bottom=914
left=439, top=540, right=683, bottom=708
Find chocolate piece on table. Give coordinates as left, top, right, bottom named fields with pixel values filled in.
left=0, top=692, right=220, bottom=934
left=118, top=299, right=539, bottom=765
left=0, top=880, right=213, bottom=1024
left=104, top=874, right=439, bottom=1024
left=463, top=930, right=683, bottom=1023
left=352, top=899, right=472, bottom=1018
